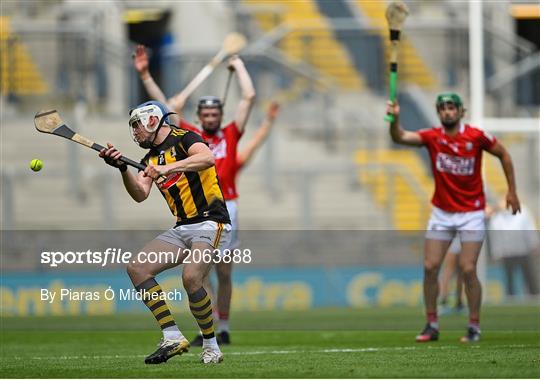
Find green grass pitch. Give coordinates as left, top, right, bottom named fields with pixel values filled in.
left=1, top=306, right=539, bottom=378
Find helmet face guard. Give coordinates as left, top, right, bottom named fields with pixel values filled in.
left=129, top=104, right=163, bottom=134
left=128, top=102, right=175, bottom=148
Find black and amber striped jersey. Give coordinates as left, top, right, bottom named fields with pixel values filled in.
left=141, top=128, right=230, bottom=226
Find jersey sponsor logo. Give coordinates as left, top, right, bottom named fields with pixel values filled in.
left=158, top=172, right=183, bottom=190
left=435, top=152, right=475, bottom=176
left=209, top=139, right=227, bottom=159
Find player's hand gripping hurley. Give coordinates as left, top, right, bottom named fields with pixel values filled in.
left=384, top=1, right=409, bottom=123
left=34, top=109, right=146, bottom=171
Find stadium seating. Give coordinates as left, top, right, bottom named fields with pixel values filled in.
left=244, top=0, right=365, bottom=90
left=355, top=149, right=433, bottom=230
left=0, top=16, right=48, bottom=96
left=353, top=0, right=438, bottom=88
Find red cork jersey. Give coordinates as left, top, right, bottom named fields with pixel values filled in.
left=418, top=124, right=497, bottom=212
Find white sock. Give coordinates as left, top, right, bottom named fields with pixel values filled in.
left=429, top=321, right=439, bottom=330
left=163, top=326, right=182, bottom=340
left=218, top=319, right=229, bottom=333
left=202, top=336, right=219, bottom=349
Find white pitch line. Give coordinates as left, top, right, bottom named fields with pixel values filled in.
left=9, top=344, right=537, bottom=361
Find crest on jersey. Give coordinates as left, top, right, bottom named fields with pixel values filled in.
left=209, top=139, right=227, bottom=159
left=158, top=151, right=166, bottom=165
left=465, top=142, right=473, bottom=151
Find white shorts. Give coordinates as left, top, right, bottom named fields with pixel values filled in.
left=226, top=200, right=240, bottom=249
left=447, top=236, right=462, bottom=254
left=426, top=206, right=486, bottom=242
left=156, top=221, right=232, bottom=250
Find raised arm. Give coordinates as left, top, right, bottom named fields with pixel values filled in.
left=133, top=45, right=168, bottom=104
left=99, top=143, right=153, bottom=203
left=132, top=45, right=182, bottom=125
left=229, top=56, right=256, bottom=134
left=387, top=101, right=424, bottom=147
left=486, top=141, right=521, bottom=214
left=237, top=101, right=279, bottom=169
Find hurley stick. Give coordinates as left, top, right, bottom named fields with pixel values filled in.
left=384, top=1, right=409, bottom=123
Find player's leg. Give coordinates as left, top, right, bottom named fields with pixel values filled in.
left=182, top=221, right=232, bottom=364
left=457, top=240, right=483, bottom=342
left=126, top=237, right=190, bottom=364
left=455, top=264, right=465, bottom=312
left=520, top=255, right=539, bottom=295
left=190, top=275, right=218, bottom=347
left=457, top=209, right=485, bottom=343
left=503, top=257, right=517, bottom=296
left=439, top=251, right=457, bottom=313
left=215, top=199, right=239, bottom=344
left=417, top=208, right=454, bottom=342
left=182, top=245, right=221, bottom=363
left=215, top=260, right=233, bottom=342
left=416, top=238, right=452, bottom=342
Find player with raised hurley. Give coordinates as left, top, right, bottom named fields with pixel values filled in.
left=386, top=93, right=521, bottom=343
left=100, top=101, right=231, bottom=364
left=132, top=32, right=246, bottom=121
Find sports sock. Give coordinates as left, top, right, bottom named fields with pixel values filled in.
left=469, top=317, right=480, bottom=330
left=136, top=278, right=178, bottom=333
left=188, top=287, right=215, bottom=340
left=163, top=326, right=182, bottom=340
left=203, top=336, right=219, bottom=349
left=218, top=311, right=229, bottom=332
left=427, top=311, right=439, bottom=329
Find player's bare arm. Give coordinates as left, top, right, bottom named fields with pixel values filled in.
left=387, top=101, right=423, bottom=147
left=486, top=141, right=521, bottom=214
left=230, top=56, right=256, bottom=133
left=99, top=143, right=152, bottom=202
left=132, top=45, right=171, bottom=107
left=237, top=101, right=279, bottom=168
left=168, top=88, right=189, bottom=117
left=143, top=142, right=215, bottom=180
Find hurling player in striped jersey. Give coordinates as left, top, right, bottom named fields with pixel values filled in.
left=134, top=47, right=256, bottom=345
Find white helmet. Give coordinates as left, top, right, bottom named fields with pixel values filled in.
left=128, top=103, right=164, bottom=133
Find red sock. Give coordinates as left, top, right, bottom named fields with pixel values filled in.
left=218, top=311, right=229, bottom=321
left=469, top=317, right=480, bottom=328
left=427, top=311, right=438, bottom=328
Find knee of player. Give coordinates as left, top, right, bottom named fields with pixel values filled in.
left=423, top=261, right=441, bottom=274
left=182, top=270, right=202, bottom=292
left=127, top=261, right=146, bottom=278
left=460, top=263, right=477, bottom=277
